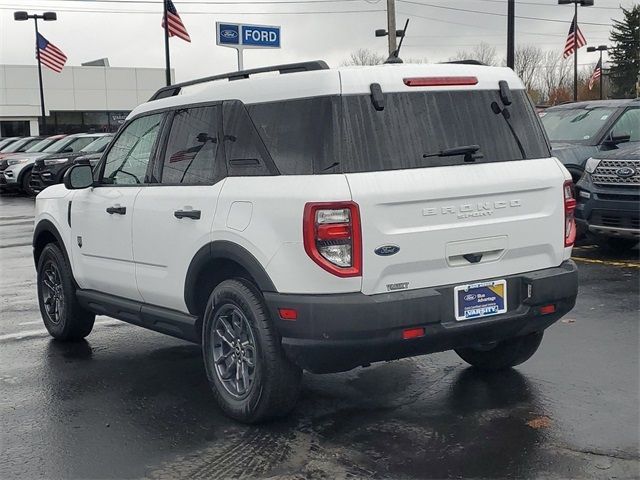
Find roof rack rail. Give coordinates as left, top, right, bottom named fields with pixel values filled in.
left=149, top=60, right=329, bottom=101
left=441, top=60, right=486, bottom=66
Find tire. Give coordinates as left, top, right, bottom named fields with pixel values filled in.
left=455, top=331, right=543, bottom=371
left=21, top=168, right=36, bottom=197
left=596, top=237, right=638, bottom=253
left=37, top=243, right=95, bottom=341
left=202, top=279, right=302, bottom=423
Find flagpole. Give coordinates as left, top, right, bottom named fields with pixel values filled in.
left=573, top=2, right=578, bottom=102
left=34, top=17, right=47, bottom=132
left=599, top=54, right=603, bottom=100
left=163, top=0, right=171, bottom=86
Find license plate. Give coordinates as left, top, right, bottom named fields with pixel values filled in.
left=454, top=280, right=507, bottom=321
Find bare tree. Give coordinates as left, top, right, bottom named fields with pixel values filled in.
left=539, top=50, right=572, bottom=104
left=450, top=42, right=497, bottom=66
left=341, top=49, right=386, bottom=66
left=514, top=45, right=544, bottom=92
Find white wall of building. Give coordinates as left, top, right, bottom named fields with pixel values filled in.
left=0, top=64, right=171, bottom=134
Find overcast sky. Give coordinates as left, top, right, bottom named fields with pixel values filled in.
left=0, top=0, right=634, bottom=82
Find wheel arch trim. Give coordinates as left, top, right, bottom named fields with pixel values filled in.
left=184, top=240, right=277, bottom=316
left=33, top=219, right=71, bottom=268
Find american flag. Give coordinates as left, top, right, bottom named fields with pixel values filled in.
left=36, top=33, right=67, bottom=73
left=162, top=0, right=191, bottom=43
left=563, top=14, right=586, bottom=59
left=588, top=58, right=602, bottom=91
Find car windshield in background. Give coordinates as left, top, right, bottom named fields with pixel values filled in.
left=540, top=107, right=616, bottom=143
left=1, top=138, right=36, bottom=153
left=42, top=137, right=72, bottom=153
left=25, top=137, right=58, bottom=153
left=80, top=135, right=112, bottom=153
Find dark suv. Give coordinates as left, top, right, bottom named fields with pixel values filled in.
left=540, top=99, right=640, bottom=183
left=30, top=134, right=113, bottom=193
left=575, top=144, right=639, bottom=252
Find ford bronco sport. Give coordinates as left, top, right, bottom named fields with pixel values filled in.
left=33, top=61, right=578, bottom=423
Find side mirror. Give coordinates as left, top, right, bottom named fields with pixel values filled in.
left=63, top=164, right=93, bottom=190
left=604, top=131, right=631, bottom=146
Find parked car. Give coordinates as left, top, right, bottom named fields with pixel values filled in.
left=0, top=133, right=103, bottom=196
left=0, top=136, right=45, bottom=160
left=540, top=99, right=640, bottom=182
left=34, top=61, right=578, bottom=423
left=575, top=144, right=639, bottom=252
left=30, top=133, right=113, bottom=193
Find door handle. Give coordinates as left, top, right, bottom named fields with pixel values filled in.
left=174, top=209, right=201, bottom=220
left=106, top=206, right=126, bottom=215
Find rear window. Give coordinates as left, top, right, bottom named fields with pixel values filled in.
left=246, top=89, right=548, bottom=175
left=340, top=90, right=549, bottom=173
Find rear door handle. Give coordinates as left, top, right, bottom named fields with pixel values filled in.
left=174, top=209, right=201, bottom=220
left=106, top=206, right=126, bottom=215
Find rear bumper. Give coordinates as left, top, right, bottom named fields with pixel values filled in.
left=264, top=260, right=578, bottom=373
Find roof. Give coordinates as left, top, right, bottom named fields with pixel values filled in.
left=130, top=62, right=525, bottom=119
left=547, top=99, right=639, bottom=110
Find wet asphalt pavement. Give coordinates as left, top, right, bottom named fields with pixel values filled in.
left=0, top=194, right=638, bottom=479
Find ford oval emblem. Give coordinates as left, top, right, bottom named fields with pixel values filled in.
left=221, top=29, right=238, bottom=39
left=374, top=245, right=400, bottom=256
left=615, top=166, right=636, bottom=178
left=464, top=293, right=477, bottom=301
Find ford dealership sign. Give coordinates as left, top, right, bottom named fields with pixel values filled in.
left=216, top=22, right=281, bottom=49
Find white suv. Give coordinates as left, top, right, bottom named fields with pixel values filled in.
left=33, top=61, right=578, bottom=423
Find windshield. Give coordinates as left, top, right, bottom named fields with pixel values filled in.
left=0, top=138, right=18, bottom=151
left=1, top=138, right=36, bottom=153
left=540, top=107, right=616, bottom=142
left=80, top=135, right=113, bottom=153
left=42, top=137, right=72, bottom=153
left=26, top=137, right=59, bottom=152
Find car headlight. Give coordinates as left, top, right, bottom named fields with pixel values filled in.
left=584, top=157, right=601, bottom=174
left=7, top=158, right=28, bottom=165
left=44, top=158, right=69, bottom=166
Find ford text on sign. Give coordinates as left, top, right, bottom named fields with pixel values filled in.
left=241, top=25, right=280, bottom=48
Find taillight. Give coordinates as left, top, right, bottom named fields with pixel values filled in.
left=564, top=180, right=577, bottom=247
left=303, top=202, right=362, bottom=277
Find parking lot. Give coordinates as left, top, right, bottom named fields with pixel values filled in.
left=0, top=192, right=638, bottom=479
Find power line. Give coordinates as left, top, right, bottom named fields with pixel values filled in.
left=9, top=0, right=376, bottom=4
left=465, top=0, right=622, bottom=11
left=398, top=0, right=613, bottom=26
left=0, top=4, right=384, bottom=14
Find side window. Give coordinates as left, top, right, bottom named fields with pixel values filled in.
left=161, top=106, right=222, bottom=184
left=102, top=113, right=163, bottom=185
left=611, top=108, right=640, bottom=142
left=222, top=100, right=275, bottom=176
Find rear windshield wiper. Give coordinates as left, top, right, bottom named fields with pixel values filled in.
left=423, top=144, right=483, bottom=162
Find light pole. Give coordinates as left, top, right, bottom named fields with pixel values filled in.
left=14, top=10, right=57, bottom=134
left=558, top=0, right=593, bottom=102
left=587, top=45, right=607, bottom=100
left=507, top=0, right=515, bottom=69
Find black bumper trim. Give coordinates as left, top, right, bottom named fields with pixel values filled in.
left=264, top=261, right=578, bottom=373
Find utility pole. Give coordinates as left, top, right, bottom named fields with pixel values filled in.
left=386, top=0, right=397, bottom=58
left=14, top=10, right=57, bottom=135
left=507, top=0, right=515, bottom=69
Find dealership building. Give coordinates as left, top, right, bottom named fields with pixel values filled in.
left=0, top=62, right=170, bottom=137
